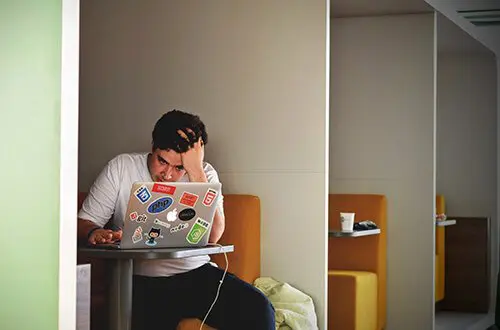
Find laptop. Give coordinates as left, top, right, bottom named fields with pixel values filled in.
left=96, top=181, right=221, bottom=249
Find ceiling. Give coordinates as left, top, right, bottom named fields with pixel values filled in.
left=331, top=0, right=433, bottom=18
left=331, top=0, right=496, bottom=55
left=437, top=12, right=493, bottom=55
left=425, top=0, right=500, bottom=55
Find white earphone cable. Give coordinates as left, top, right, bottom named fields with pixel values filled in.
left=200, top=243, right=228, bottom=330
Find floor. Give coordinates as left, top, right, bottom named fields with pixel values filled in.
left=435, top=311, right=490, bottom=330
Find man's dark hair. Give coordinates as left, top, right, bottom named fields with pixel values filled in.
left=152, top=109, right=208, bottom=153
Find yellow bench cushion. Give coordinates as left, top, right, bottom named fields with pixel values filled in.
left=328, top=270, right=377, bottom=330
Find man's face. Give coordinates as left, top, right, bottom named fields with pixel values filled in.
left=148, top=148, right=186, bottom=182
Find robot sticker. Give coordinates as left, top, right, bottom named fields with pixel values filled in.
left=186, top=218, right=211, bottom=244
left=132, top=226, right=143, bottom=244
left=144, top=227, right=163, bottom=247
left=134, top=185, right=151, bottom=204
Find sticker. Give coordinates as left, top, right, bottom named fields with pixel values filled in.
left=154, top=218, right=171, bottom=229
left=152, top=183, right=176, bottom=195
left=147, top=196, right=173, bottom=214
left=170, top=223, right=189, bottom=233
left=129, top=211, right=138, bottom=221
left=178, top=208, right=196, bottom=221
left=136, top=214, right=148, bottom=223
left=166, top=208, right=178, bottom=222
left=186, top=218, right=211, bottom=244
left=132, top=226, right=143, bottom=244
left=179, top=192, right=199, bottom=207
left=145, top=227, right=163, bottom=247
left=134, top=185, right=152, bottom=204
left=202, top=189, right=218, bottom=207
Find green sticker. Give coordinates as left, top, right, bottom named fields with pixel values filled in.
left=186, top=218, right=210, bottom=244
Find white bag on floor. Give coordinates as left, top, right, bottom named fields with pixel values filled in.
left=254, top=277, right=319, bottom=330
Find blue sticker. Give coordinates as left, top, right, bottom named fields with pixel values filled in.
left=147, top=197, right=174, bottom=214
left=135, top=185, right=151, bottom=204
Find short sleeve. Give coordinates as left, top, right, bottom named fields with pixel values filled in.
left=204, top=162, right=225, bottom=218
left=78, top=157, right=122, bottom=227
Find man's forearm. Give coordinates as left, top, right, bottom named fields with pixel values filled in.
left=78, top=218, right=100, bottom=244
left=209, top=209, right=225, bottom=243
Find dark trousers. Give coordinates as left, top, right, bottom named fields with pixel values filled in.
left=131, top=263, right=275, bottom=330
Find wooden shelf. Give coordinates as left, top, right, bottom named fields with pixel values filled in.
left=436, top=220, right=457, bottom=227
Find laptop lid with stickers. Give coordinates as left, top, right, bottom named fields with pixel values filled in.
left=120, top=181, right=222, bottom=249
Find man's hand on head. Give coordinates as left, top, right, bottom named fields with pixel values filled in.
left=88, top=228, right=122, bottom=245
left=177, top=129, right=207, bottom=182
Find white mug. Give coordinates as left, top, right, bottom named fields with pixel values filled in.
left=340, top=212, right=355, bottom=232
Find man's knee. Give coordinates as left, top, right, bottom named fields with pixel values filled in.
left=248, top=288, right=275, bottom=327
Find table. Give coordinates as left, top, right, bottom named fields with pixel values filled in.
left=78, top=245, right=234, bottom=330
left=436, top=219, right=457, bottom=227
left=329, top=229, right=381, bottom=237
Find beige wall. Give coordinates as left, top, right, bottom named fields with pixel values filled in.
left=330, top=14, right=436, bottom=330
left=80, top=0, right=329, bottom=327
left=437, top=53, right=498, bottom=317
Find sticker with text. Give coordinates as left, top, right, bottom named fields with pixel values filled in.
left=186, top=218, right=211, bottom=244
left=147, top=196, right=173, bottom=214
left=132, top=226, right=143, bottom=244
left=170, top=223, right=189, bottom=233
left=202, top=189, right=218, bottom=207
left=152, top=183, right=176, bottom=195
left=136, top=214, right=147, bottom=223
left=144, top=227, right=163, bottom=247
left=129, top=211, right=138, bottom=221
left=134, top=185, right=151, bottom=204
left=178, top=208, right=196, bottom=221
left=179, top=192, right=199, bottom=207
left=166, top=208, right=178, bottom=222
left=153, top=218, right=171, bottom=229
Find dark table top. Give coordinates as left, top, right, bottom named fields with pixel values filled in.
left=78, top=244, right=234, bottom=260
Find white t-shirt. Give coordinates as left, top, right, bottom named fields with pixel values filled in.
left=78, top=152, right=224, bottom=277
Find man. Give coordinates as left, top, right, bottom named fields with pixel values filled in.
left=77, top=110, right=275, bottom=330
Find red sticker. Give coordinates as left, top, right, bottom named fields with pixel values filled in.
left=202, top=189, right=218, bottom=207
left=152, top=184, right=176, bottom=195
left=129, top=211, right=138, bottom=221
left=180, top=192, right=199, bottom=207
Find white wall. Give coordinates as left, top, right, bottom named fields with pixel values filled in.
left=437, top=53, right=497, bottom=219
left=330, top=14, right=436, bottom=330
left=79, top=0, right=329, bottom=327
left=437, top=52, right=498, bottom=318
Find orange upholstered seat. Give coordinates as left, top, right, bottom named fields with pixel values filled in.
left=328, top=194, right=387, bottom=330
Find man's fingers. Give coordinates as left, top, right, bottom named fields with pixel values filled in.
left=177, top=129, right=188, bottom=140
left=177, top=128, right=197, bottom=145
left=112, top=230, right=122, bottom=241
left=175, top=134, right=191, bottom=151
